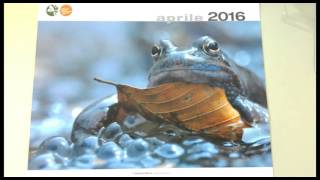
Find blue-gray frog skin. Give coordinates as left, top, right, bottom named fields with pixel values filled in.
left=148, top=36, right=269, bottom=125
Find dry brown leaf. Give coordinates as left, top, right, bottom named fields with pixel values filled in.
left=95, top=78, right=250, bottom=141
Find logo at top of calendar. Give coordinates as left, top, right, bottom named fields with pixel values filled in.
left=60, top=4, right=72, bottom=16
left=46, top=4, right=72, bottom=17
left=46, top=5, right=59, bottom=16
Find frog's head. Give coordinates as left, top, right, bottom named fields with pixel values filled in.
left=148, top=36, right=242, bottom=94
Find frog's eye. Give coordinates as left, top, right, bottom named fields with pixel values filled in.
left=151, top=45, right=162, bottom=59
left=203, top=41, right=219, bottom=55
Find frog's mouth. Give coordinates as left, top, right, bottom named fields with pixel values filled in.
left=148, top=67, right=234, bottom=88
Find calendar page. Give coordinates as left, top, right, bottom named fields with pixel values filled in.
left=28, top=3, right=273, bottom=176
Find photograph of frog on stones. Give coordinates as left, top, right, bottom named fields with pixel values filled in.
left=29, top=21, right=272, bottom=170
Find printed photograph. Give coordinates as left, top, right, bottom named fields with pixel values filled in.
left=28, top=21, right=272, bottom=169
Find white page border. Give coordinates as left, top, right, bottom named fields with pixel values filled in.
left=27, top=167, right=273, bottom=177
left=33, top=3, right=272, bottom=177
left=38, top=3, right=260, bottom=21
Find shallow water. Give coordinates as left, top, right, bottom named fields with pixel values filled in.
left=29, top=95, right=272, bottom=170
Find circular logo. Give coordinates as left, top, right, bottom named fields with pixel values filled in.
left=46, top=5, right=59, bottom=16
left=60, top=4, right=72, bottom=16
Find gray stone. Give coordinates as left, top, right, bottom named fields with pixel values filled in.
left=98, top=122, right=123, bottom=143
left=29, top=153, right=60, bottom=170
left=96, top=142, right=122, bottom=160
left=126, top=139, right=149, bottom=158
left=154, top=144, right=184, bottom=159
left=38, top=136, right=71, bottom=157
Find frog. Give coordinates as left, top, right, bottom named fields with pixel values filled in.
left=71, top=36, right=269, bottom=143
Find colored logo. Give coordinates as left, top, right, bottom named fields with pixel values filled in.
left=60, top=4, right=73, bottom=16
left=46, top=4, right=59, bottom=16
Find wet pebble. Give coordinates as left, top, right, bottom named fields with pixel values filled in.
left=126, top=139, right=149, bottom=158
left=154, top=144, right=184, bottom=159
left=104, top=160, right=142, bottom=169
left=31, top=99, right=273, bottom=169
left=73, top=154, right=98, bottom=169
left=73, top=136, right=99, bottom=155
left=188, top=142, right=219, bottom=155
left=185, top=152, right=214, bottom=162
left=29, top=153, right=60, bottom=170
left=117, top=134, right=133, bottom=147
left=38, top=136, right=71, bottom=157
left=53, top=153, right=70, bottom=167
left=246, top=155, right=266, bottom=167
left=245, top=137, right=271, bottom=156
left=177, top=163, right=202, bottom=168
left=140, top=155, right=162, bottom=168
left=96, top=142, right=122, bottom=160
left=242, top=127, right=270, bottom=144
left=214, top=158, right=229, bottom=167
left=161, top=159, right=180, bottom=167
left=98, top=122, right=123, bottom=143
left=80, top=136, right=99, bottom=149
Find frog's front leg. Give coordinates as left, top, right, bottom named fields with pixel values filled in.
left=231, top=95, right=269, bottom=126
